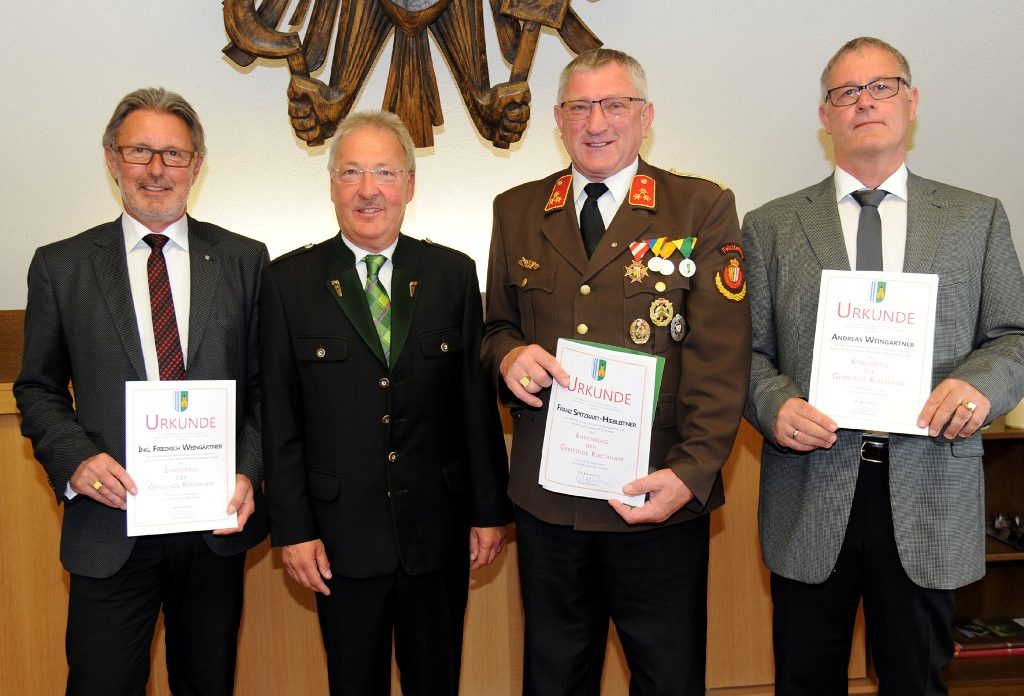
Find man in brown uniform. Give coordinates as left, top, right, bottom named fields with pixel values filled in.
left=482, top=48, right=751, bottom=695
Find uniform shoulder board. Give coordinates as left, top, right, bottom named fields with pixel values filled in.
left=269, top=241, right=318, bottom=265
left=668, top=168, right=729, bottom=191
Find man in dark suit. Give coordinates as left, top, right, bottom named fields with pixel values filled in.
left=14, top=88, right=268, bottom=695
left=260, top=110, right=510, bottom=696
left=742, top=37, right=1024, bottom=695
left=481, top=48, right=751, bottom=695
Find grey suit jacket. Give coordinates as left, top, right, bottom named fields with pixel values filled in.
left=742, top=173, right=1024, bottom=589
left=15, top=216, right=269, bottom=578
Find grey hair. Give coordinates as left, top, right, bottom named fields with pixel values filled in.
left=820, top=37, right=912, bottom=101
left=327, top=111, right=417, bottom=173
left=557, top=48, right=648, bottom=103
left=101, top=87, right=206, bottom=155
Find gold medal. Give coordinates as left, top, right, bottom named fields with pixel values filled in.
left=650, top=298, right=673, bottom=327
left=629, top=318, right=651, bottom=345
left=624, top=260, right=649, bottom=283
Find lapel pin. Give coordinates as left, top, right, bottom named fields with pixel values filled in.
left=330, top=279, right=342, bottom=297
left=409, top=281, right=418, bottom=298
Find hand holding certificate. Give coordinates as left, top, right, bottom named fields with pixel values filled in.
left=125, top=380, right=237, bottom=536
left=539, top=339, right=664, bottom=506
left=808, top=270, right=938, bottom=435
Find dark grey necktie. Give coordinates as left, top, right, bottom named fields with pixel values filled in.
left=852, top=188, right=888, bottom=271
left=580, top=182, right=608, bottom=257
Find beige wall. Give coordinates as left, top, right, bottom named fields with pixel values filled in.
left=2, top=1, right=1023, bottom=309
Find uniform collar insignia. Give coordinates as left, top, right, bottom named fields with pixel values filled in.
left=544, top=174, right=573, bottom=212
left=629, top=175, right=656, bottom=209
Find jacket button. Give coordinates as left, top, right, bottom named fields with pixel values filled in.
left=654, top=281, right=666, bottom=292
left=388, top=451, right=398, bottom=462
left=382, top=414, right=390, bottom=424
left=379, top=377, right=390, bottom=388
left=579, top=284, right=591, bottom=296
left=576, top=323, right=589, bottom=335
left=440, top=342, right=449, bottom=352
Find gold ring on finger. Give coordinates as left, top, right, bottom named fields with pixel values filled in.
left=960, top=400, right=977, bottom=413
left=92, top=480, right=103, bottom=491
left=519, top=375, right=532, bottom=388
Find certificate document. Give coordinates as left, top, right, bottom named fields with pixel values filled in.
left=808, top=270, right=938, bottom=435
left=125, top=380, right=237, bottom=536
left=539, top=338, right=664, bottom=506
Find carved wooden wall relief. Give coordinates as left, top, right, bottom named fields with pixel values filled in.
left=223, top=0, right=601, bottom=148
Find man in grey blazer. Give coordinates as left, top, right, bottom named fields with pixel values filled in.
left=742, top=37, right=1024, bottom=695
left=14, top=88, right=268, bottom=696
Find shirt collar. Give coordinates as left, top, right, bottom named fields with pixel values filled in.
left=122, top=213, right=190, bottom=253
left=572, top=158, right=640, bottom=208
left=340, top=232, right=400, bottom=263
left=834, top=163, right=908, bottom=202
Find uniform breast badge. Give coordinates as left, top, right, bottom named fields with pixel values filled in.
left=629, top=318, right=652, bottom=345
left=670, top=314, right=686, bottom=341
left=649, top=298, right=673, bottom=327
left=518, top=257, right=541, bottom=270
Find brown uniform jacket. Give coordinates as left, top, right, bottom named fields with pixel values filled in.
left=482, top=159, right=751, bottom=531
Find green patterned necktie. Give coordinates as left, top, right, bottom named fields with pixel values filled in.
left=363, top=254, right=391, bottom=363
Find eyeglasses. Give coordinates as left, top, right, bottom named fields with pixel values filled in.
left=824, top=77, right=907, bottom=107
left=558, top=96, right=646, bottom=121
left=330, top=167, right=409, bottom=185
left=114, top=145, right=195, bottom=167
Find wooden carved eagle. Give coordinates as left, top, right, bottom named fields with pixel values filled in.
left=223, top=0, right=601, bottom=148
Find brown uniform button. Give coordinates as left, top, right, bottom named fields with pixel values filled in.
left=576, top=323, right=589, bottom=335
left=579, top=284, right=591, bottom=296
left=379, top=377, right=390, bottom=388
left=388, top=451, right=398, bottom=462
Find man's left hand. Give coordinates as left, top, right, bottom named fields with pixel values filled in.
left=213, top=475, right=255, bottom=535
left=917, top=377, right=990, bottom=439
left=469, top=525, right=507, bottom=570
left=609, top=469, right=694, bottom=525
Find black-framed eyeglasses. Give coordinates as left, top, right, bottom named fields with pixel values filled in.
left=558, top=96, right=646, bottom=121
left=824, top=77, right=907, bottom=107
left=114, top=145, right=195, bottom=167
left=330, top=167, right=409, bottom=185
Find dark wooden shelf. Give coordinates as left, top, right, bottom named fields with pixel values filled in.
left=985, top=536, right=1024, bottom=563
left=946, top=653, right=1024, bottom=694
left=946, top=416, right=1024, bottom=693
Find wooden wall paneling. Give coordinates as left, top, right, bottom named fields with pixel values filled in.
left=2, top=383, right=877, bottom=694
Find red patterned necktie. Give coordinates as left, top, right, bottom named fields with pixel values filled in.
left=143, top=234, right=186, bottom=380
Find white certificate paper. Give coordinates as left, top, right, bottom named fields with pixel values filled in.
left=539, top=339, right=664, bottom=506
left=809, top=270, right=938, bottom=435
left=125, top=380, right=237, bottom=536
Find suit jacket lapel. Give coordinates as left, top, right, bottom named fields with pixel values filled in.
left=185, top=218, right=221, bottom=372
left=328, top=237, right=388, bottom=367
left=389, top=236, right=419, bottom=367
left=796, top=176, right=851, bottom=271
left=902, top=173, right=944, bottom=273
left=91, top=218, right=146, bottom=379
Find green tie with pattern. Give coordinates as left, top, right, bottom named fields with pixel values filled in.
left=363, top=254, right=391, bottom=363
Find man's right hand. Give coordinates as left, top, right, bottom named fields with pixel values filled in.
left=70, top=453, right=137, bottom=510
left=773, top=397, right=838, bottom=451
left=282, top=539, right=333, bottom=595
left=499, top=344, right=570, bottom=408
